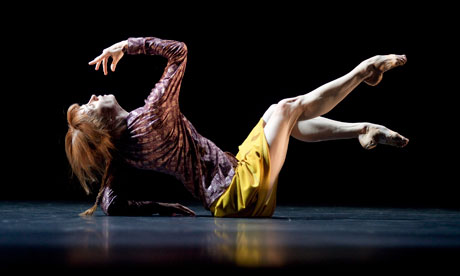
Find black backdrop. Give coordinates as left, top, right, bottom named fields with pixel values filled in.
left=4, top=3, right=458, bottom=208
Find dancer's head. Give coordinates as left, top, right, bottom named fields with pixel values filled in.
left=65, top=94, right=127, bottom=214
left=78, top=94, right=127, bottom=131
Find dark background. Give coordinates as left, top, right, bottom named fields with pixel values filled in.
left=4, top=3, right=458, bottom=208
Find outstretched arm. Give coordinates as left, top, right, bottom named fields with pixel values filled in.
left=88, top=37, right=188, bottom=108
left=87, top=37, right=187, bottom=76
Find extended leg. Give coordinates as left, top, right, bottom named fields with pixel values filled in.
left=297, top=54, right=407, bottom=121
left=291, top=116, right=367, bottom=142
left=262, top=54, right=407, bottom=202
left=292, top=117, right=408, bottom=149
left=264, top=111, right=409, bottom=147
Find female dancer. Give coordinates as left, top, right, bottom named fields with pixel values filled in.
left=65, top=36, right=408, bottom=217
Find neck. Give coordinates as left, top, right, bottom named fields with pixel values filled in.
left=111, top=109, right=129, bottom=139
left=116, top=109, right=129, bottom=121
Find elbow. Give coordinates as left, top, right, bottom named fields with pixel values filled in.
left=171, top=41, right=188, bottom=62
left=100, top=200, right=115, bottom=216
left=100, top=188, right=122, bottom=216
left=101, top=201, right=124, bottom=216
left=181, top=42, right=188, bottom=55
left=176, top=42, right=188, bottom=60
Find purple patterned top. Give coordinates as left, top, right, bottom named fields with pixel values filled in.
left=100, top=37, right=237, bottom=215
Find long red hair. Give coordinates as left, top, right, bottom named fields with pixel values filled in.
left=65, top=103, right=119, bottom=216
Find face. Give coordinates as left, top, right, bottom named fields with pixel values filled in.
left=80, top=94, right=124, bottom=122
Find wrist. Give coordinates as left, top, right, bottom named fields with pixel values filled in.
left=121, top=40, right=128, bottom=53
left=125, top=37, right=145, bottom=55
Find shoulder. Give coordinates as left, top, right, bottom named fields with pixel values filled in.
left=126, top=107, right=145, bottom=126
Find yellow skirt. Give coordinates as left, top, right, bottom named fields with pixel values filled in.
left=211, top=118, right=277, bottom=217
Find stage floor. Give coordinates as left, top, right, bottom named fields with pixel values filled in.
left=1, top=201, right=459, bottom=272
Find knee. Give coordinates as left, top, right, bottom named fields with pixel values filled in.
left=267, top=104, right=279, bottom=117
left=262, top=104, right=278, bottom=123
left=273, top=97, right=302, bottom=119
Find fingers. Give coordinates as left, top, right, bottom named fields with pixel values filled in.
left=88, top=52, right=106, bottom=66
left=88, top=57, right=100, bottom=66
left=111, top=56, right=119, bottom=72
left=184, top=207, right=196, bottom=216
left=179, top=206, right=196, bottom=216
left=89, top=45, right=126, bottom=75
left=111, top=51, right=125, bottom=72
left=90, top=56, right=113, bottom=75
left=174, top=204, right=196, bottom=216
left=89, top=53, right=105, bottom=73
left=88, top=52, right=110, bottom=75
left=89, top=56, right=120, bottom=75
left=103, top=56, right=108, bottom=75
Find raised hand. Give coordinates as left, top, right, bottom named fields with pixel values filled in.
left=88, top=40, right=128, bottom=75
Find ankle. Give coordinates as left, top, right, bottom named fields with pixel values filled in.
left=355, top=60, right=373, bottom=81
left=359, top=123, right=370, bottom=135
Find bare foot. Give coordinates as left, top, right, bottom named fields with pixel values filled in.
left=359, top=124, right=409, bottom=150
left=363, top=54, right=407, bottom=86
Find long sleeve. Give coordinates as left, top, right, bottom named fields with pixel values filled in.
left=127, top=37, right=187, bottom=110
left=120, top=36, right=237, bottom=210
left=100, top=186, right=160, bottom=216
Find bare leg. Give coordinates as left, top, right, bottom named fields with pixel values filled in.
left=296, top=54, right=407, bottom=121
left=264, top=111, right=409, bottom=147
left=262, top=54, right=408, bottom=202
left=291, top=116, right=367, bottom=142
left=292, top=117, right=409, bottom=149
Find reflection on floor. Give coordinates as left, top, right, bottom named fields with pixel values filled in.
left=1, top=201, right=459, bottom=272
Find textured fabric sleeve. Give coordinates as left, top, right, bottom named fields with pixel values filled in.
left=127, top=37, right=187, bottom=110
left=100, top=186, right=161, bottom=216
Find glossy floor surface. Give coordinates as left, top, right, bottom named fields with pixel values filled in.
left=1, top=201, right=459, bottom=272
